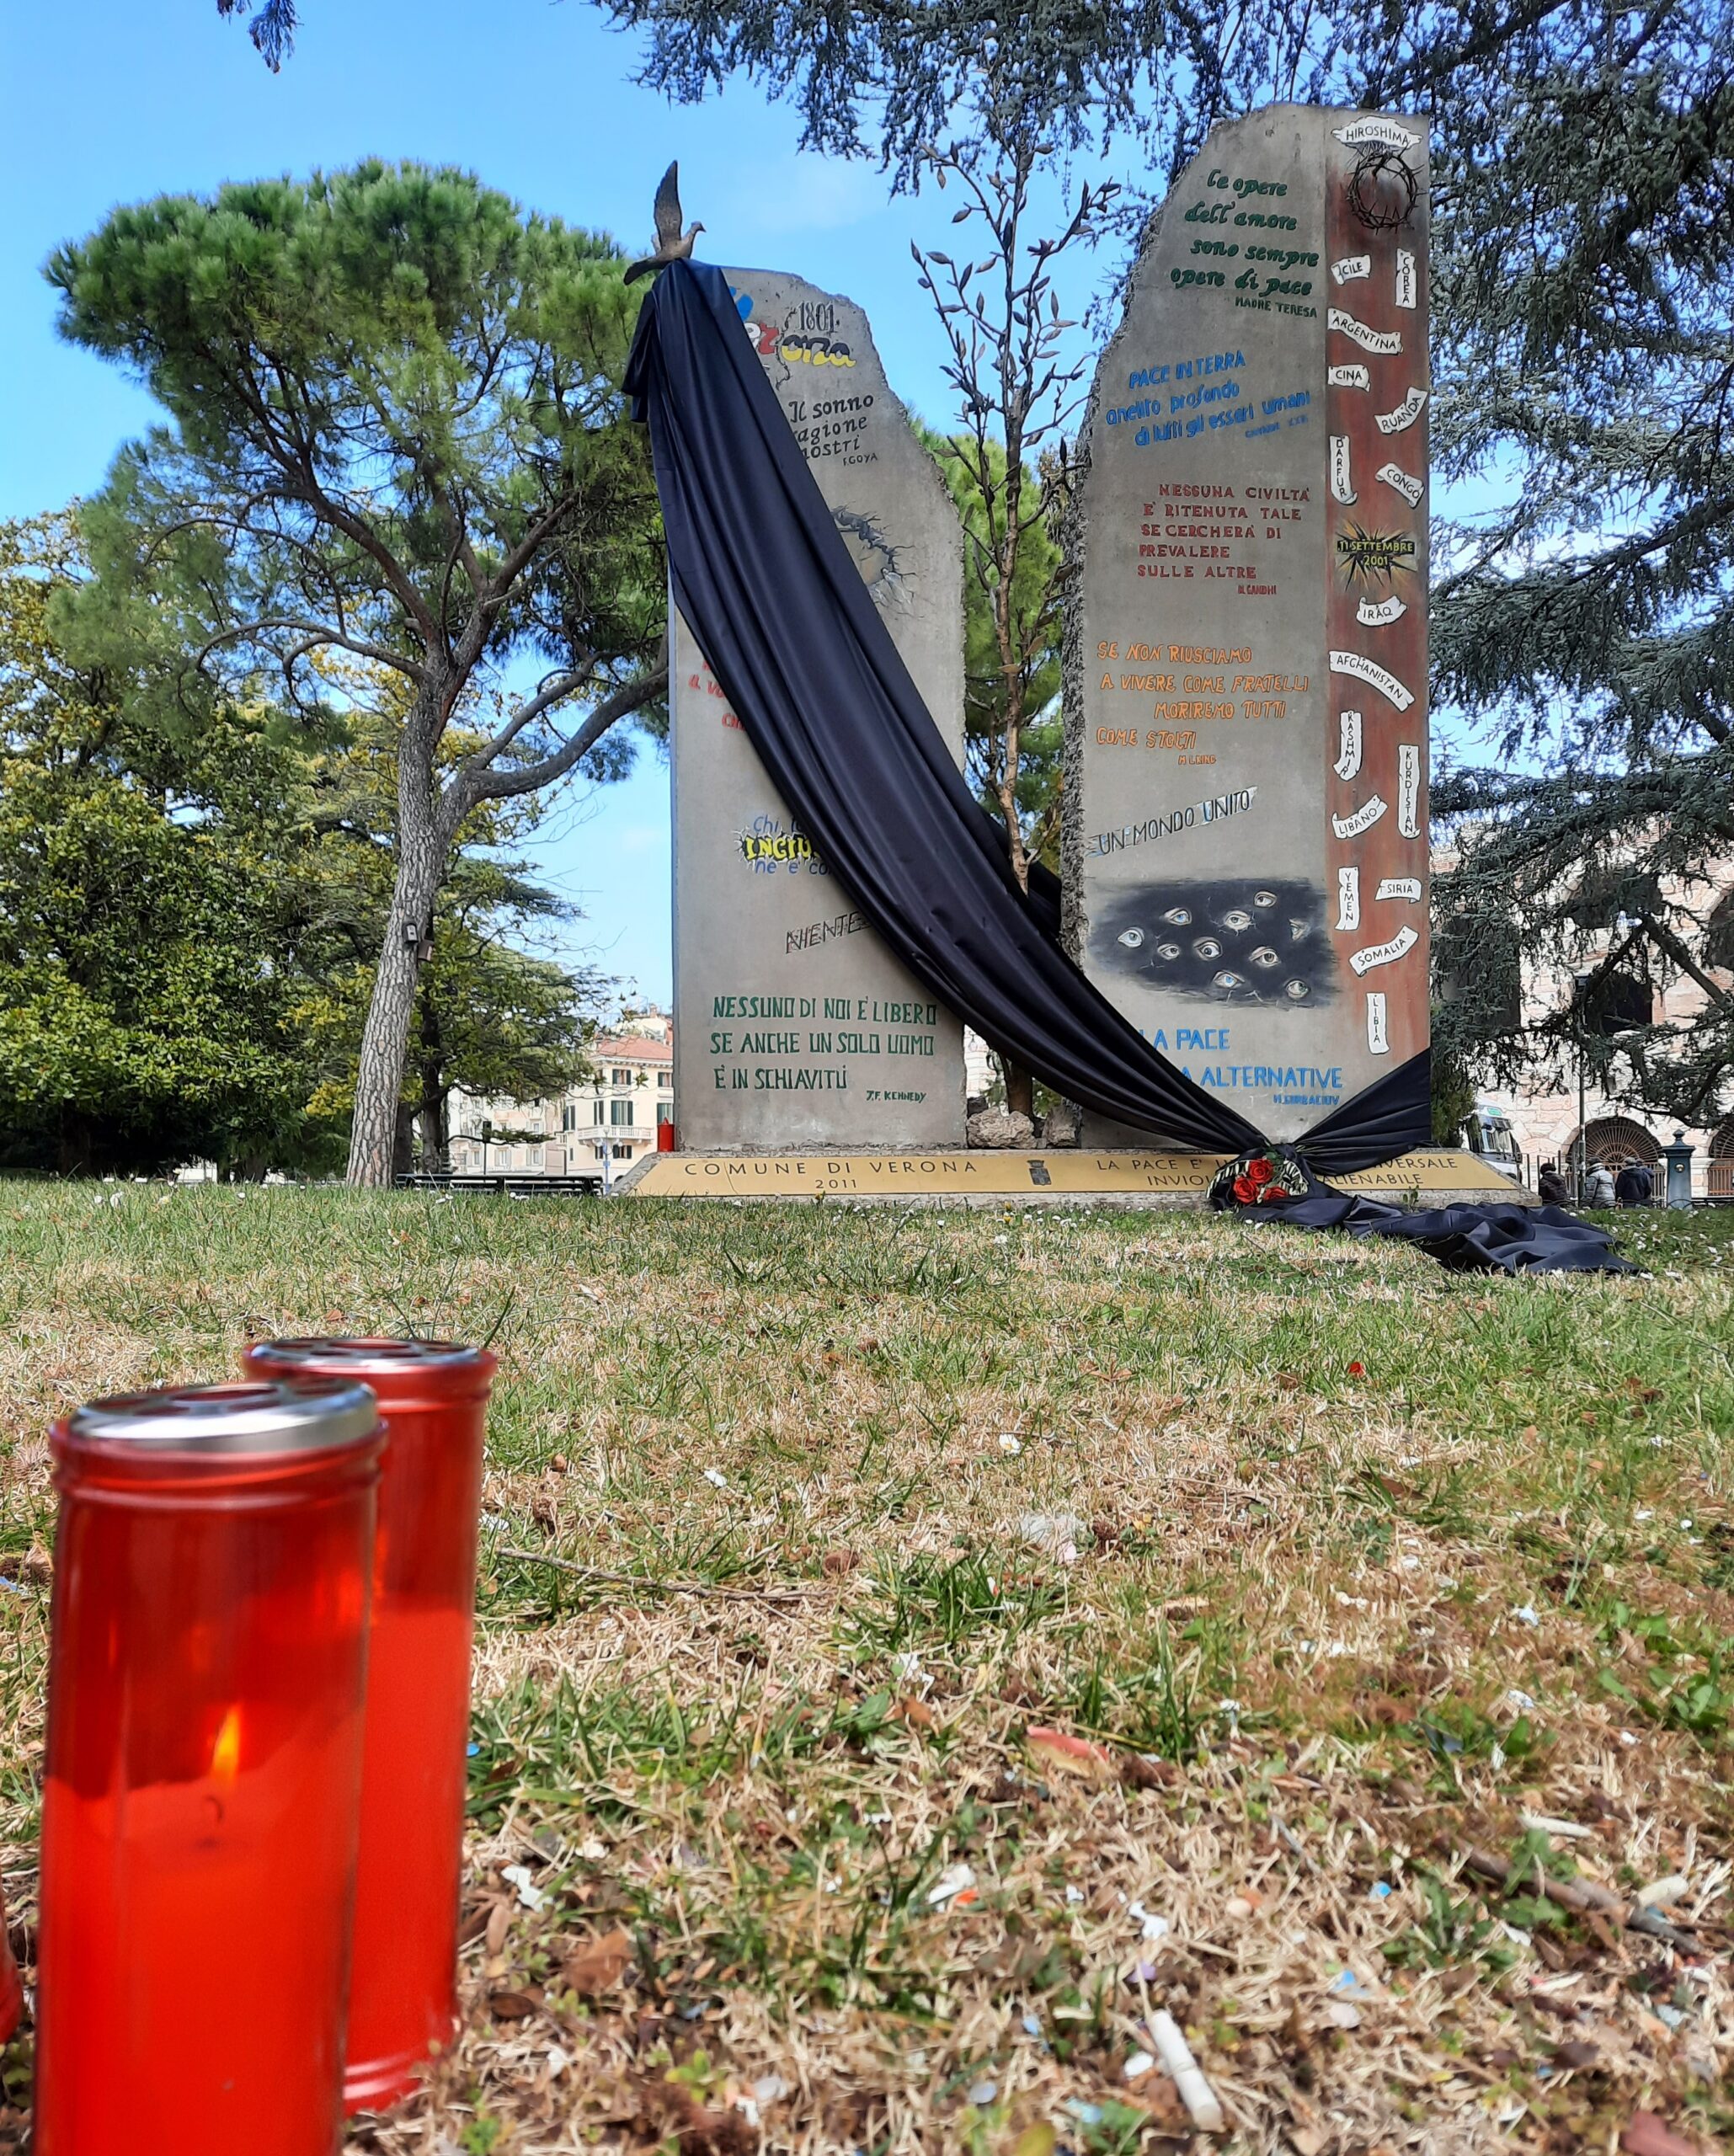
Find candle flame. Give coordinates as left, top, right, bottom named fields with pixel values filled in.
left=211, top=1705, right=242, bottom=1783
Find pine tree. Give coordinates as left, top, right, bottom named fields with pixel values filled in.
left=1405, top=26, right=1734, bottom=1128
left=49, top=161, right=665, bottom=1187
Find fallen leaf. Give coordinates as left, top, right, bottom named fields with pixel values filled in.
left=1027, top=1726, right=1115, bottom=1778
left=976, top=1937, right=1047, bottom=1982
left=1621, top=2114, right=1702, bottom=2156
left=822, top=1549, right=859, bottom=1577
left=636, top=2078, right=756, bottom=2156
left=1555, top=2040, right=1600, bottom=2070
left=1135, top=2073, right=1190, bottom=2129
left=898, top=1694, right=936, bottom=1730
left=1010, top=2126, right=1057, bottom=2156
left=483, top=1903, right=512, bottom=1959
left=564, top=1925, right=634, bottom=1999
left=1119, top=1753, right=1179, bottom=1791
left=488, top=1988, right=542, bottom=2020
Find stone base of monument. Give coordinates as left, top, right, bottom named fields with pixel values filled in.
left=622, top=1149, right=1530, bottom=1208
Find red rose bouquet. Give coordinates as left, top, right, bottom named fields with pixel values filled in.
left=1208, top=1145, right=1312, bottom=1211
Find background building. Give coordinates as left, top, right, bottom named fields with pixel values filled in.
left=1445, top=868, right=1733, bottom=1200
left=447, top=1010, right=674, bottom=1180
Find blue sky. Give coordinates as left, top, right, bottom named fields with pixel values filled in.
left=1, top=0, right=1005, bottom=1009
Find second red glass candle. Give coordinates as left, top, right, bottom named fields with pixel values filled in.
left=245, top=1337, right=495, bottom=2111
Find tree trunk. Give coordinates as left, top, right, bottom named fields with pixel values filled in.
left=419, top=999, right=448, bottom=1171
left=56, top=1115, right=93, bottom=1178
left=392, top=1101, right=417, bottom=1184
left=347, top=791, right=445, bottom=1187
left=1005, top=1064, right=1035, bottom=1120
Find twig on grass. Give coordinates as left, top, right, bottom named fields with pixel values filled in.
left=500, top=1548, right=815, bottom=1607
left=1457, top=1844, right=1703, bottom=1952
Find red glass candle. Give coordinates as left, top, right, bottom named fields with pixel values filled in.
left=0, top=1892, right=21, bottom=2043
left=244, top=1339, right=495, bottom=2111
left=35, top=1380, right=382, bottom=2156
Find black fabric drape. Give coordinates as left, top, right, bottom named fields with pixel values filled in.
left=1234, top=1194, right=1638, bottom=1274
left=626, top=259, right=1427, bottom=1168
left=1283, top=1048, right=1432, bottom=1177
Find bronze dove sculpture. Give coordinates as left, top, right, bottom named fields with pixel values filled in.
left=623, top=163, right=704, bottom=285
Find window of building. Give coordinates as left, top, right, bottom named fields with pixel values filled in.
left=591, top=1100, right=606, bottom=1124
left=612, top=1144, right=632, bottom=1160
left=1434, top=912, right=1523, bottom=1034
left=611, top=1066, right=632, bottom=1086
left=529, top=1147, right=543, bottom=1169
left=610, top=1098, right=632, bottom=1126
left=1567, top=866, right=1662, bottom=931
left=1580, top=1115, right=1662, bottom=1166
left=656, top=1103, right=673, bottom=1127
left=1708, top=892, right=1734, bottom=974
left=561, top=1103, right=574, bottom=1131
left=658, top=1070, right=672, bottom=1089
left=1579, top=967, right=1653, bottom=1037
left=594, top=1144, right=606, bottom=1161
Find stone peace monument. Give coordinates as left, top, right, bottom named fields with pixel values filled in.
left=669, top=269, right=970, bottom=1151
left=638, top=109, right=1459, bottom=1201
left=1062, top=105, right=1432, bottom=1146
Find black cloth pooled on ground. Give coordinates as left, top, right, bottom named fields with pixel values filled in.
left=1237, top=1193, right=1639, bottom=1274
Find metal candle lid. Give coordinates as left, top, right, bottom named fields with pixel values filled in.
left=67, top=1379, right=380, bottom=1454
left=246, top=1338, right=486, bottom=1370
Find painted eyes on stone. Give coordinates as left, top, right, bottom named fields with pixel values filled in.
left=1248, top=946, right=1280, bottom=969
left=1118, top=926, right=1145, bottom=948
left=1289, top=920, right=1310, bottom=941
left=1253, top=890, right=1278, bottom=908
left=1163, top=906, right=1192, bottom=926
left=1220, top=908, right=1253, bottom=931
left=1156, top=942, right=1182, bottom=960
left=1212, top=969, right=1247, bottom=992
left=1192, top=937, right=1221, bottom=960
left=1285, top=978, right=1312, bottom=1000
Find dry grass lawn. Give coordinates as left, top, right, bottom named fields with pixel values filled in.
left=0, top=1185, right=1731, bottom=2155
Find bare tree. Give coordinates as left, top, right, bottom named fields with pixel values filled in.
left=912, top=120, right=1117, bottom=1115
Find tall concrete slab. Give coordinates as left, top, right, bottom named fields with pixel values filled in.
left=670, top=270, right=968, bottom=1150
left=1062, top=106, right=1431, bottom=1145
